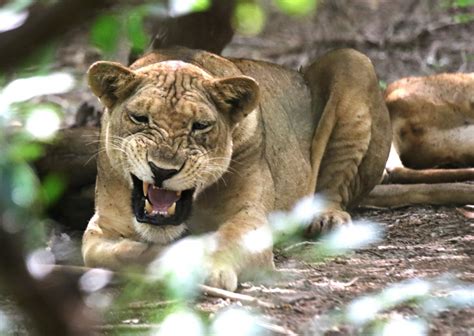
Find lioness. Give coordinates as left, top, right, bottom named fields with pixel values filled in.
left=361, top=72, right=474, bottom=208
left=385, top=73, right=474, bottom=169
left=82, top=47, right=391, bottom=290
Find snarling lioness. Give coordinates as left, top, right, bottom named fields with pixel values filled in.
left=82, top=47, right=391, bottom=290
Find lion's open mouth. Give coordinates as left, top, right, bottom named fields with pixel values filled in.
left=131, top=174, right=194, bottom=226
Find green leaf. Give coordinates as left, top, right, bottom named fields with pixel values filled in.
left=11, top=163, right=39, bottom=207
left=2, top=78, right=73, bottom=109
left=274, top=0, right=318, bottom=16
left=20, top=44, right=56, bottom=76
left=90, top=14, right=121, bottom=54
left=454, top=13, right=474, bottom=23
left=126, top=11, right=149, bottom=54
left=4, top=0, right=33, bottom=12
left=454, top=0, right=474, bottom=7
left=40, top=174, right=65, bottom=206
left=8, top=142, right=44, bottom=162
left=233, top=3, right=266, bottom=36
left=24, top=104, right=62, bottom=140
left=192, top=0, right=211, bottom=12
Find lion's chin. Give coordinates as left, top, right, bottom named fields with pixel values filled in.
left=131, top=174, right=195, bottom=227
left=132, top=219, right=188, bottom=244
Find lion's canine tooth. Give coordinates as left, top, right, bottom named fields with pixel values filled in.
left=167, top=202, right=176, bottom=216
left=176, top=191, right=182, bottom=197
left=145, top=199, right=153, bottom=214
left=143, top=182, right=149, bottom=196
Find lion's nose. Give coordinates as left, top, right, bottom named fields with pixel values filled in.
left=148, top=161, right=179, bottom=187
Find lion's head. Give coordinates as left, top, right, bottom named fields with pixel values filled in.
left=87, top=60, right=259, bottom=234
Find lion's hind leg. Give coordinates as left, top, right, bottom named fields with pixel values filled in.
left=307, top=94, right=373, bottom=236
left=303, top=49, right=391, bottom=236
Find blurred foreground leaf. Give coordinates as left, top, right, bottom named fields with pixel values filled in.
left=126, top=9, right=149, bottom=55
left=233, top=2, right=266, bottom=35
left=0, top=8, right=28, bottom=33
left=454, top=13, right=474, bottom=23
left=274, top=0, right=318, bottom=16
left=192, top=0, right=211, bottom=12
left=8, top=142, right=44, bottom=162
left=453, top=0, right=474, bottom=7
left=40, top=174, right=65, bottom=206
left=11, top=164, right=39, bottom=208
left=25, top=105, right=62, bottom=140
left=0, top=73, right=74, bottom=109
left=90, top=14, right=121, bottom=55
left=311, top=275, right=474, bottom=335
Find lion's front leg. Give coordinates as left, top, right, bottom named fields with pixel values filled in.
left=82, top=215, right=165, bottom=270
left=204, top=207, right=275, bottom=291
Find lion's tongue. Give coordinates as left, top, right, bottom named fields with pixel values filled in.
left=147, top=186, right=180, bottom=213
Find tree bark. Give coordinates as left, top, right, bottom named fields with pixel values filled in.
left=0, top=226, right=96, bottom=335
left=0, top=0, right=113, bottom=72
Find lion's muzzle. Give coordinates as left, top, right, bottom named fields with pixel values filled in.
left=131, top=174, right=194, bottom=227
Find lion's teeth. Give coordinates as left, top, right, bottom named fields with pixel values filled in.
left=143, top=182, right=149, bottom=196
left=145, top=199, right=153, bottom=214
left=176, top=191, right=182, bottom=197
left=167, top=202, right=176, bottom=216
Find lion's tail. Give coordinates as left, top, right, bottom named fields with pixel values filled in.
left=363, top=166, right=474, bottom=208
left=363, top=182, right=474, bottom=208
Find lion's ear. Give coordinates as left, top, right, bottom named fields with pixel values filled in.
left=87, top=61, right=140, bottom=108
left=208, top=76, right=260, bottom=123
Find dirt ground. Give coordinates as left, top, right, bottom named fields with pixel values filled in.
left=198, top=205, right=474, bottom=335
left=4, top=0, right=474, bottom=335
left=93, top=205, right=473, bottom=335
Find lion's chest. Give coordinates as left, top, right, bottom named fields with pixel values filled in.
left=187, top=187, right=244, bottom=234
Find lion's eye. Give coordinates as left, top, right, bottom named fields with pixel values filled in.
left=192, top=121, right=213, bottom=132
left=129, top=113, right=149, bottom=125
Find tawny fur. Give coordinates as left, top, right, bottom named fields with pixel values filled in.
left=360, top=73, right=474, bottom=209
left=82, top=47, right=391, bottom=291
left=385, top=73, right=474, bottom=169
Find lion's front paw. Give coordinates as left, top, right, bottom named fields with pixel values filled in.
left=205, top=261, right=238, bottom=291
left=113, top=239, right=148, bottom=261
left=305, top=208, right=352, bottom=237
left=113, top=239, right=162, bottom=265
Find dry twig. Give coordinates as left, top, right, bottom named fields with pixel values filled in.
left=199, top=284, right=277, bottom=309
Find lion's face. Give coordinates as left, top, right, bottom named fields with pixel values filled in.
left=88, top=60, right=259, bottom=229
